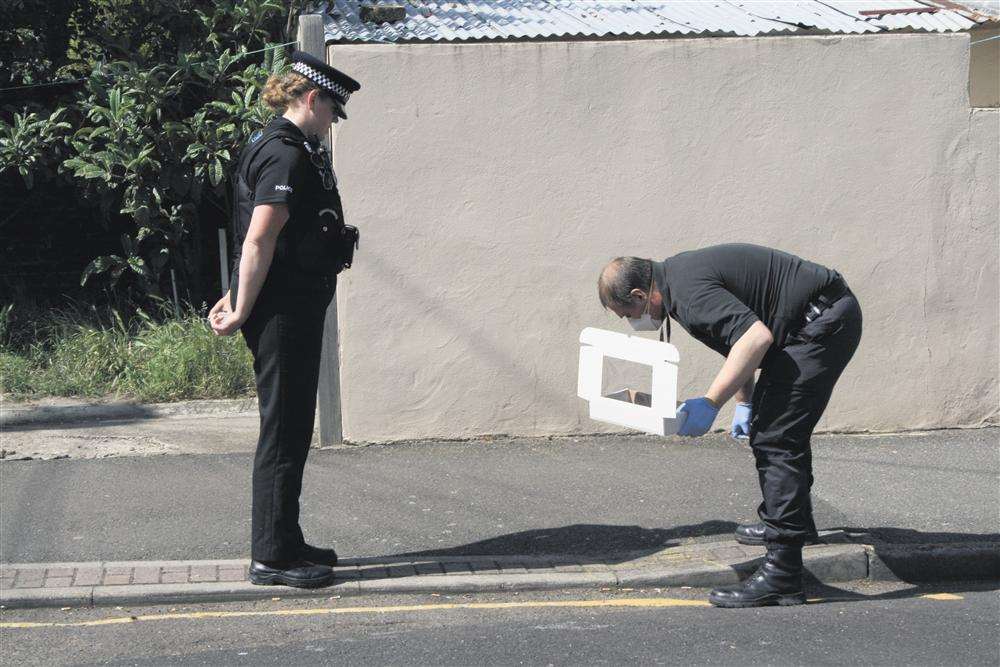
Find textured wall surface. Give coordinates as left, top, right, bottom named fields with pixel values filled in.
left=970, top=26, right=999, bottom=108
left=328, top=34, right=999, bottom=442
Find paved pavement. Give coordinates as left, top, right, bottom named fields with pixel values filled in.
left=0, top=539, right=869, bottom=609
left=1, top=414, right=997, bottom=608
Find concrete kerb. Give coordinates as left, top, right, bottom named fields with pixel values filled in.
left=865, top=541, right=1000, bottom=582
left=0, top=398, right=258, bottom=428
left=3, top=541, right=996, bottom=611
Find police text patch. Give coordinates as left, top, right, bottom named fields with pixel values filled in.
left=274, top=185, right=293, bottom=193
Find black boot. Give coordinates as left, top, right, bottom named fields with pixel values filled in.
left=709, top=546, right=806, bottom=608
left=299, top=543, right=338, bottom=566
left=248, top=560, right=335, bottom=588
left=734, top=522, right=819, bottom=546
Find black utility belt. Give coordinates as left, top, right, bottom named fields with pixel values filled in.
left=804, top=279, right=850, bottom=323
left=269, top=270, right=337, bottom=293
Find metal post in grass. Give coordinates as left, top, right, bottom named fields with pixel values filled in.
left=299, top=13, right=344, bottom=446
left=218, top=228, right=229, bottom=293
left=170, top=269, right=181, bottom=318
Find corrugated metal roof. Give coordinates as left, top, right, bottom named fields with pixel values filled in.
left=321, top=0, right=992, bottom=44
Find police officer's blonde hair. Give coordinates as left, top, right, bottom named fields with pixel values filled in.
left=261, top=72, right=324, bottom=113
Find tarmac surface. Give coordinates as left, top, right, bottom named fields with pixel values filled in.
left=1, top=409, right=997, bottom=609
left=1, top=424, right=997, bottom=563
left=4, top=584, right=998, bottom=666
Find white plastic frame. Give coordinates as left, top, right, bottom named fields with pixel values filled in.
left=577, top=327, right=685, bottom=436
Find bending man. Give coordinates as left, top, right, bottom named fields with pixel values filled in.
left=597, top=244, right=862, bottom=608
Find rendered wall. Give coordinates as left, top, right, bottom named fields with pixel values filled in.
left=328, top=34, right=999, bottom=442
left=970, top=26, right=999, bottom=107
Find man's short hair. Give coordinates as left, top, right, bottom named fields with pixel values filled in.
left=598, top=257, right=652, bottom=309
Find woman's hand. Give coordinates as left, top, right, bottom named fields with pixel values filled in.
left=208, top=291, right=241, bottom=336
left=209, top=293, right=231, bottom=320
left=210, top=309, right=244, bottom=337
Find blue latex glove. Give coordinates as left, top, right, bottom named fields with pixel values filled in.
left=731, top=402, right=752, bottom=440
left=676, top=397, right=719, bottom=437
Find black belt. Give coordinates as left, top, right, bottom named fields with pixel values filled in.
left=805, top=278, right=850, bottom=323
left=270, top=269, right=337, bottom=294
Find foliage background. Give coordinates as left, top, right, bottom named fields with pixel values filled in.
left=0, top=0, right=315, bottom=398
left=0, top=0, right=311, bottom=314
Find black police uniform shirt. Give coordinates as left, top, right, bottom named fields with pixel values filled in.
left=652, top=243, right=841, bottom=361
left=245, top=117, right=311, bottom=210
left=231, top=116, right=345, bottom=293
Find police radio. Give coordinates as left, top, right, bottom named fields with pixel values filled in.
left=339, top=224, right=359, bottom=270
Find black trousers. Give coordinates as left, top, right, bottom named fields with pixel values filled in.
left=749, top=291, right=862, bottom=545
left=239, top=287, right=333, bottom=561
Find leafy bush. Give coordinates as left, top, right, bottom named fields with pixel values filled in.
left=0, top=2, right=311, bottom=400
left=0, top=108, right=72, bottom=189
left=1, top=0, right=301, bottom=306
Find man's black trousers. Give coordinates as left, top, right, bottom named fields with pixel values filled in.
left=749, top=291, right=863, bottom=545
left=240, top=288, right=333, bottom=562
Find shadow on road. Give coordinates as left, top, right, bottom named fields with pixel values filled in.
left=386, top=520, right=739, bottom=561
left=328, top=521, right=739, bottom=580
left=329, top=522, right=1000, bottom=594
left=838, top=526, right=1000, bottom=544
left=802, top=578, right=1000, bottom=605
left=837, top=526, right=1000, bottom=583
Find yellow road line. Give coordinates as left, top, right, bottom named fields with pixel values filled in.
left=3, top=592, right=967, bottom=630
left=0, top=597, right=711, bottom=630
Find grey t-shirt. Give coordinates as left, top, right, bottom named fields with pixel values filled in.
left=653, top=243, right=841, bottom=359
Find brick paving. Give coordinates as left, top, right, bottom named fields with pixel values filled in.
left=0, top=540, right=871, bottom=610
left=0, top=548, right=740, bottom=593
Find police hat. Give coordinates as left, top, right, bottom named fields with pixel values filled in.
left=290, top=51, right=360, bottom=119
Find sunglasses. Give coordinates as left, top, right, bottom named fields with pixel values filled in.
left=307, top=144, right=336, bottom=191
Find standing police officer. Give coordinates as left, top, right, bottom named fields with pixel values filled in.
left=597, top=244, right=862, bottom=608
left=210, top=52, right=360, bottom=588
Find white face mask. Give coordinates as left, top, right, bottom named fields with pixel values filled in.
left=627, top=282, right=663, bottom=332
left=628, top=313, right=663, bottom=331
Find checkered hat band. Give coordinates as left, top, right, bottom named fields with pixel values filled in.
left=292, top=62, right=352, bottom=103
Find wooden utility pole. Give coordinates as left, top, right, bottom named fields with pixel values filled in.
left=297, top=13, right=344, bottom=445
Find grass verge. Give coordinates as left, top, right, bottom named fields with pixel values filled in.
left=0, top=303, right=255, bottom=402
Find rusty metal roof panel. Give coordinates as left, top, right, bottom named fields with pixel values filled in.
left=824, top=0, right=980, bottom=32
left=322, top=0, right=987, bottom=43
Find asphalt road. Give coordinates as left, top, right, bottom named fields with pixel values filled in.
left=1, top=429, right=997, bottom=563
left=3, top=583, right=997, bottom=666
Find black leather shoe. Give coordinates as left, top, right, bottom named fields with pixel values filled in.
left=734, top=522, right=819, bottom=546
left=248, top=560, right=335, bottom=588
left=709, top=547, right=806, bottom=608
left=299, top=543, right=338, bottom=566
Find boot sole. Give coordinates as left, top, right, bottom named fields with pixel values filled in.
left=249, top=571, right=335, bottom=589
left=734, top=535, right=821, bottom=547
left=709, top=592, right=807, bottom=608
